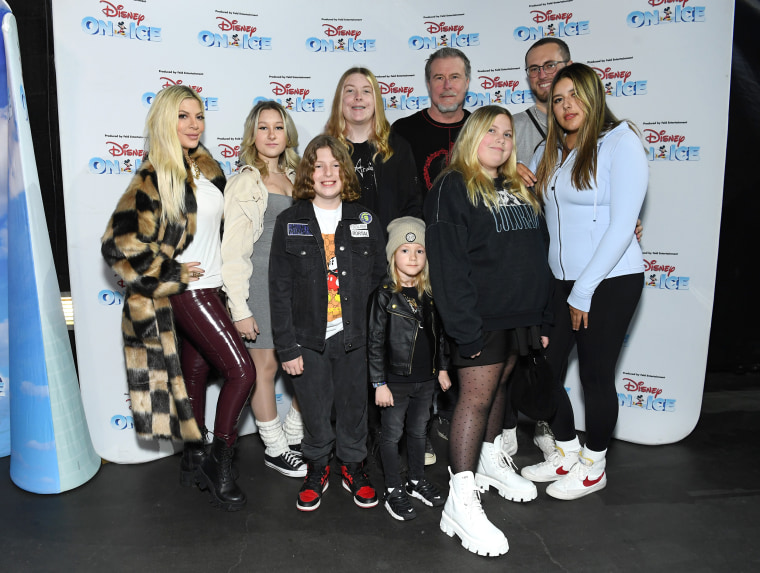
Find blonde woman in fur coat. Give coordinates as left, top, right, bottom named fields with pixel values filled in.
left=102, top=85, right=255, bottom=511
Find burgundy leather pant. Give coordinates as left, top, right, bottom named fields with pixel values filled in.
left=170, top=288, right=256, bottom=446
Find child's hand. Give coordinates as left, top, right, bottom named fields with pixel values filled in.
left=438, top=370, right=452, bottom=392
left=375, top=385, right=394, bottom=407
left=282, top=356, right=304, bottom=376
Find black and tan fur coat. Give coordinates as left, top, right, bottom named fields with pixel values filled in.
left=101, top=143, right=225, bottom=442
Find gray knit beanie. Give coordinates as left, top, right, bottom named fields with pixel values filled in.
left=385, top=216, right=426, bottom=263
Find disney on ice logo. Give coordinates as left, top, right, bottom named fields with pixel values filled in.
left=142, top=80, right=219, bottom=111
left=89, top=140, right=143, bottom=175
left=81, top=1, right=161, bottom=42
left=252, top=81, right=325, bottom=113
left=592, top=66, right=647, bottom=98
left=198, top=16, right=271, bottom=50
left=618, top=377, right=675, bottom=412
left=514, top=10, right=589, bottom=42
left=475, top=75, right=534, bottom=106
left=380, top=81, right=427, bottom=111
left=627, top=0, right=705, bottom=28
left=217, top=141, right=242, bottom=176
left=306, top=23, right=376, bottom=52
left=644, top=259, right=690, bottom=290
left=408, top=21, right=480, bottom=50
left=643, top=127, right=700, bottom=162
left=160, top=76, right=203, bottom=93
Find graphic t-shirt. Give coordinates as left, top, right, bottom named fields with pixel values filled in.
left=313, top=203, right=343, bottom=339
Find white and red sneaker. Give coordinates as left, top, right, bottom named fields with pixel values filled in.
left=521, top=445, right=579, bottom=483
left=546, top=454, right=607, bottom=500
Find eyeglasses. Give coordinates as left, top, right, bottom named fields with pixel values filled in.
left=526, top=61, right=569, bottom=78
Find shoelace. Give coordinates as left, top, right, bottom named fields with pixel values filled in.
left=413, top=479, right=439, bottom=499
left=282, top=450, right=304, bottom=468
left=304, top=465, right=327, bottom=488
left=344, top=466, right=372, bottom=490
left=496, top=449, right=520, bottom=472
left=389, top=489, right=414, bottom=512
left=218, top=444, right=235, bottom=479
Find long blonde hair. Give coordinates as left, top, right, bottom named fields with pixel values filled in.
left=444, top=105, right=540, bottom=212
left=144, top=85, right=203, bottom=223
left=324, top=67, right=394, bottom=163
left=389, top=252, right=432, bottom=298
left=534, top=63, right=624, bottom=201
left=239, top=100, right=300, bottom=176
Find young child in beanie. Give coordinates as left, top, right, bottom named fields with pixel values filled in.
left=367, top=216, right=451, bottom=521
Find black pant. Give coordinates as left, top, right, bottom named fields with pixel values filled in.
left=379, top=380, right=435, bottom=488
left=292, top=332, right=368, bottom=465
left=545, top=274, right=643, bottom=451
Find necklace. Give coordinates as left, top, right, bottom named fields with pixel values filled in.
left=187, top=157, right=200, bottom=179
left=402, top=292, right=424, bottom=328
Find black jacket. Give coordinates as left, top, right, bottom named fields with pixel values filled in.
left=424, top=171, right=553, bottom=357
left=367, top=279, right=449, bottom=385
left=351, top=131, right=423, bottom=231
left=269, top=200, right=386, bottom=362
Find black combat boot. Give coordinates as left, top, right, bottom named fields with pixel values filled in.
left=197, top=437, right=246, bottom=511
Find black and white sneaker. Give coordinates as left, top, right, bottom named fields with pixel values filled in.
left=265, top=449, right=307, bottom=478
left=406, top=478, right=445, bottom=507
left=385, top=487, right=417, bottom=521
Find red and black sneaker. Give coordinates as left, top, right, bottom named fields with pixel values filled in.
left=340, top=462, right=378, bottom=508
left=297, top=463, right=330, bottom=512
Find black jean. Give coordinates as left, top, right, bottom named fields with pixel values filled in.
left=292, top=331, right=368, bottom=465
left=379, top=379, right=436, bottom=488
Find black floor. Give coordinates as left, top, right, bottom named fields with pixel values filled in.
left=2, top=372, right=759, bottom=573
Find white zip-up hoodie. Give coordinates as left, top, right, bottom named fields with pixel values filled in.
left=531, top=122, right=648, bottom=312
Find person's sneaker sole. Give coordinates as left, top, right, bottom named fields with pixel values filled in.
left=440, top=510, right=509, bottom=557
left=297, top=481, right=329, bottom=512
left=265, top=458, right=307, bottom=478
left=341, top=480, right=379, bottom=508
left=474, top=473, right=537, bottom=502
left=385, top=500, right=417, bottom=521
left=546, top=474, right=607, bottom=500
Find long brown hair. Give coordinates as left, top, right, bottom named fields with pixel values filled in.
left=534, top=63, right=624, bottom=201
left=293, top=135, right=361, bottom=202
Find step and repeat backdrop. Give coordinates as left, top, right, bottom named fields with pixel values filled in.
left=52, top=0, right=734, bottom=463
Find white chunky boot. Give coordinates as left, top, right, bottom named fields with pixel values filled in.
left=440, top=467, right=509, bottom=557
left=476, top=435, right=537, bottom=502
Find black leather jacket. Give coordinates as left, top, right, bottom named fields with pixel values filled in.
left=367, top=279, right=449, bottom=384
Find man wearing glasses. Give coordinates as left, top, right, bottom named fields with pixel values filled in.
left=513, top=38, right=572, bottom=187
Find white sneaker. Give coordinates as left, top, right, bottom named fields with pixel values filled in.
left=521, top=445, right=579, bottom=483
left=533, top=421, right=556, bottom=459
left=500, top=427, right=518, bottom=457
left=440, top=468, right=509, bottom=557
left=546, top=453, right=607, bottom=500
left=475, top=436, right=537, bottom=502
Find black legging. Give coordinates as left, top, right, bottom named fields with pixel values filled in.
left=545, top=274, right=642, bottom=452
left=170, top=288, right=256, bottom=446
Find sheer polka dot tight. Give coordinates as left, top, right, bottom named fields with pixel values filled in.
left=449, top=353, right=517, bottom=474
